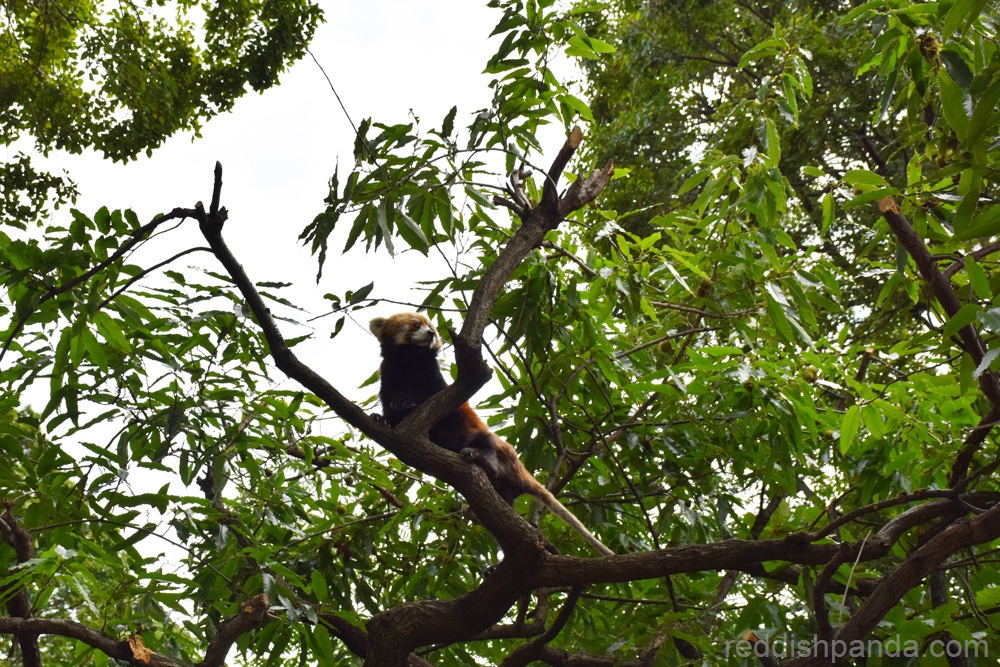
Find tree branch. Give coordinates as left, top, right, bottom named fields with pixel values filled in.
left=540, top=240, right=597, bottom=277
left=533, top=495, right=992, bottom=588
left=0, top=595, right=271, bottom=667
left=197, top=594, right=270, bottom=667
left=499, top=587, right=584, bottom=667
left=879, top=197, right=1000, bottom=485
left=785, top=502, right=1000, bottom=667
left=1, top=505, right=40, bottom=667
left=943, top=241, right=1000, bottom=279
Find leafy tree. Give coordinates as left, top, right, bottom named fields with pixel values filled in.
left=3, top=1, right=1000, bottom=667
left=0, top=0, right=322, bottom=228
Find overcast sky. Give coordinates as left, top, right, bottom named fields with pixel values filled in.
left=31, top=0, right=542, bottom=401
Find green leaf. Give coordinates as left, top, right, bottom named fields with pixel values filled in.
left=861, top=404, right=884, bottom=438
left=376, top=201, right=394, bottom=257
left=840, top=0, right=885, bottom=25
left=966, top=257, right=991, bottom=299
left=765, top=292, right=796, bottom=345
left=976, top=586, right=1000, bottom=609
left=310, top=571, right=328, bottom=603
left=348, top=282, right=375, bottom=305
left=344, top=205, right=371, bottom=253
left=312, top=626, right=337, bottom=664
left=958, top=204, right=1000, bottom=240
left=895, top=239, right=907, bottom=275
left=80, top=327, right=107, bottom=371
left=559, top=93, right=594, bottom=122
left=961, top=352, right=975, bottom=395
left=978, top=307, right=1000, bottom=332
left=973, top=347, right=1000, bottom=379
left=464, top=186, right=496, bottom=210
left=94, top=207, right=111, bottom=234
left=941, top=49, right=973, bottom=89
left=441, top=106, right=457, bottom=137
left=821, top=192, right=834, bottom=235
left=840, top=405, right=861, bottom=455
left=874, top=66, right=897, bottom=125
left=678, top=169, right=710, bottom=195
left=91, top=312, right=131, bottom=353
left=938, top=71, right=969, bottom=141
left=397, top=210, right=429, bottom=254
left=764, top=118, right=781, bottom=165
left=943, top=0, right=989, bottom=41
left=942, top=303, right=980, bottom=339
left=965, top=77, right=1000, bottom=148
left=843, top=170, right=888, bottom=188
left=738, top=38, right=785, bottom=68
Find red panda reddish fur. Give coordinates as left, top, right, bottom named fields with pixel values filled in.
left=370, top=312, right=613, bottom=557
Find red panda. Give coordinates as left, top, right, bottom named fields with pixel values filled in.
left=370, top=312, right=614, bottom=557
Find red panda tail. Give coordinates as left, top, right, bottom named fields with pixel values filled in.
left=527, top=481, right=614, bottom=557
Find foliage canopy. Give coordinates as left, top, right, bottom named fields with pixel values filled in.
left=1, top=0, right=322, bottom=226
left=3, top=1, right=1000, bottom=666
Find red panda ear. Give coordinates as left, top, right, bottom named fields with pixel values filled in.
left=369, top=317, right=388, bottom=338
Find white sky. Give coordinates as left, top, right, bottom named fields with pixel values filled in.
left=30, top=0, right=528, bottom=401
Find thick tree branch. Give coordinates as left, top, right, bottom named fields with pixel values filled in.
left=0, top=618, right=186, bottom=667
left=1, top=506, right=40, bottom=667
left=0, top=595, right=271, bottom=667
left=197, top=594, right=270, bottom=667
left=879, top=197, right=1000, bottom=485
left=534, top=496, right=991, bottom=588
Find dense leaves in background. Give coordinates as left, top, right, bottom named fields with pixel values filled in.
left=0, top=0, right=322, bottom=227
left=3, top=0, right=1000, bottom=666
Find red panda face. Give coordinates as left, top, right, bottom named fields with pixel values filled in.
left=369, top=313, right=442, bottom=351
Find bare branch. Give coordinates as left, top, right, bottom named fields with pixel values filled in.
left=96, top=246, right=213, bottom=311
left=943, top=241, right=1000, bottom=279
left=810, top=490, right=1000, bottom=541
left=540, top=240, right=597, bottom=277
